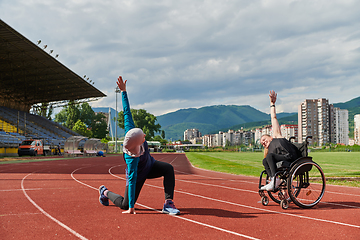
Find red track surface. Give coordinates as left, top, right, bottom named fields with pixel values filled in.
left=1, top=153, right=359, bottom=239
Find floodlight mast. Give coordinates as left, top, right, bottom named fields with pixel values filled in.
left=115, top=86, right=121, bottom=153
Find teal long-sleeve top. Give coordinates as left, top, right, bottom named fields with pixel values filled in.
left=122, top=91, right=155, bottom=208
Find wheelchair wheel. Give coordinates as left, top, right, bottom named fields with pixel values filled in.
left=266, top=175, right=291, bottom=204
left=287, top=161, right=326, bottom=209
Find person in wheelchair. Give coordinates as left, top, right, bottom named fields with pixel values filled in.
left=260, top=90, right=302, bottom=191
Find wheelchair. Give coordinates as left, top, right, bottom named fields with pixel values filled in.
left=258, top=136, right=326, bottom=210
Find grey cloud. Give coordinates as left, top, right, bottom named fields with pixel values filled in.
left=1, top=0, right=360, bottom=116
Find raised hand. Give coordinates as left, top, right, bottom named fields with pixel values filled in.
left=269, top=90, right=277, bottom=104
left=117, top=76, right=127, bottom=92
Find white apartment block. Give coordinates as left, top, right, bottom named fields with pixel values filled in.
left=333, top=108, right=349, bottom=145
left=254, top=124, right=298, bottom=144
left=184, top=129, right=201, bottom=141
left=354, top=114, right=360, bottom=145
left=280, top=124, right=298, bottom=142
left=298, top=98, right=330, bottom=146
left=254, top=125, right=272, bottom=144
left=201, top=129, right=255, bottom=147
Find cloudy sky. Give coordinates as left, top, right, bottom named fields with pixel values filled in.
left=1, top=0, right=360, bottom=116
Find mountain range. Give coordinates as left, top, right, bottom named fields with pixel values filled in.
left=156, top=105, right=296, bottom=140
left=156, top=96, right=360, bottom=140
left=94, top=96, right=360, bottom=141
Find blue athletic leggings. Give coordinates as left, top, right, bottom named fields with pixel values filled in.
left=107, top=160, right=175, bottom=210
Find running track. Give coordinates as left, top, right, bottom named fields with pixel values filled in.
left=1, top=153, right=359, bottom=239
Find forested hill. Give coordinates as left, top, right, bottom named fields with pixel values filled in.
left=156, top=105, right=296, bottom=140
left=94, top=96, right=360, bottom=141
left=156, top=95, right=360, bottom=140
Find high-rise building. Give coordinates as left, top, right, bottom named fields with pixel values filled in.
left=298, top=98, right=330, bottom=145
left=298, top=98, right=350, bottom=146
left=332, top=108, right=349, bottom=145
left=354, top=114, right=360, bottom=145
left=184, top=129, right=201, bottom=141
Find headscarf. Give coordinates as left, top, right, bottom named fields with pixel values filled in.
left=123, top=128, right=145, bottom=157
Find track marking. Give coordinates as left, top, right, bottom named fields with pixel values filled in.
left=177, top=179, right=258, bottom=194
left=325, top=190, right=360, bottom=197
left=169, top=155, right=179, bottom=165
left=175, top=170, right=360, bottom=208
left=71, top=165, right=261, bottom=240
left=321, top=201, right=360, bottom=209
left=108, top=165, right=360, bottom=229
left=0, top=212, right=42, bottom=217
left=175, top=169, right=258, bottom=185
left=0, top=188, right=43, bottom=192
left=21, top=172, right=88, bottom=240
left=175, top=168, right=360, bottom=205
left=135, top=202, right=261, bottom=240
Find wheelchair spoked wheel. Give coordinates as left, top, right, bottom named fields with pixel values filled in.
left=287, top=161, right=326, bottom=209
left=265, top=175, right=291, bottom=205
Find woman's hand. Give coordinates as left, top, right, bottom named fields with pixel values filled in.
left=117, top=76, right=127, bottom=92
left=269, top=90, right=277, bottom=105
left=122, top=208, right=136, bottom=214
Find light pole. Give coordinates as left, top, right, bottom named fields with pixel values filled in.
left=115, top=86, right=120, bottom=153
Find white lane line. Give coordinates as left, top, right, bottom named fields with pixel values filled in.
left=21, top=172, right=88, bottom=240
left=182, top=156, right=360, bottom=197
left=321, top=201, right=360, bottom=209
left=177, top=175, right=360, bottom=209
left=70, top=167, right=98, bottom=190
left=169, top=155, right=179, bottom=165
left=71, top=165, right=261, bottom=240
left=108, top=165, right=360, bottom=229
left=175, top=169, right=258, bottom=185
left=175, top=170, right=360, bottom=204
left=0, top=188, right=43, bottom=192
left=177, top=179, right=258, bottom=194
left=0, top=212, right=42, bottom=217
left=325, top=190, right=360, bottom=197
left=134, top=202, right=261, bottom=240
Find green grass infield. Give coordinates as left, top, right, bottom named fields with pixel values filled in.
left=185, top=151, right=360, bottom=187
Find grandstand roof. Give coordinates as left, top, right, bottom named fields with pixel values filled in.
left=0, top=19, right=106, bottom=112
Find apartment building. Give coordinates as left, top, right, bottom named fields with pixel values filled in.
left=184, top=129, right=202, bottom=141
left=332, top=108, right=349, bottom=145
left=355, top=114, right=360, bottom=145
left=201, top=129, right=255, bottom=147
left=298, top=98, right=330, bottom=146
left=280, top=124, right=298, bottom=142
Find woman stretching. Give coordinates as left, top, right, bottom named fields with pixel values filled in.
left=98, top=76, right=180, bottom=215
left=260, top=90, right=301, bottom=191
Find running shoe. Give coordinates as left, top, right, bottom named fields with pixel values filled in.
left=99, top=185, right=109, bottom=206
left=162, top=200, right=180, bottom=215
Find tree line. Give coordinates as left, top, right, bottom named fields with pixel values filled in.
left=52, top=101, right=166, bottom=144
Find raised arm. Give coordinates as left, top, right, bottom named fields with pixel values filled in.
left=116, top=76, right=136, bottom=134
left=116, top=76, right=138, bottom=214
left=269, top=90, right=282, bottom=138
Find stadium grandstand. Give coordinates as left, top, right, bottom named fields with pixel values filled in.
left=0, top=19, right=106, bottom=156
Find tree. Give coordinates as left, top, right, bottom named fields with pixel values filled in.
left=54, top=108, right=67, bottom=125
left=152, top=135, right=168, bottom=145
left=91, top=113, right=108, bottom=139
left=65, top=101, right=80, bottom=129
left=80, top=102, right=95, bottom=127
left=54, top=101, right=108, bottom=139
left=161, top=130, right=165, bottom=139
left=35, top=102, right=53, bottom=120
left=72, top=119, right=91, bottom=137
left=117, top=108, right=161, bottom=140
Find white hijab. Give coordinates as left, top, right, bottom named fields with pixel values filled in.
left=123, top=128, right=145, bottom=157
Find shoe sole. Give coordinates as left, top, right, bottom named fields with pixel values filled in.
left=162, top=210, right=180, bottom=215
